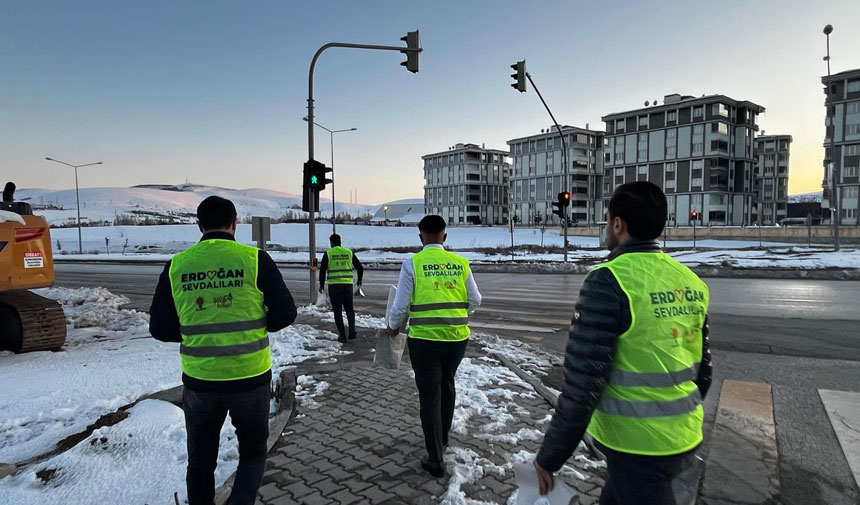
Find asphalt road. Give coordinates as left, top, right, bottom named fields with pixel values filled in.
left=53, top=262, right=860, bottom=504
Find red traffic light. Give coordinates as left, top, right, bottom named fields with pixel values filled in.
left=690, top=210, right=699, bottom=219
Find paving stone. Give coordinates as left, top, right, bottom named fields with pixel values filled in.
left=258, top=482, right=287, bottom=501
left=377, top=461, right=410, bottom=478
left=328, top=488, right=362, bottom=505
left=343, top=478, right=373, bottom=494
left=285, top=481, right=315, bottom=500
left=310, top=476, right=345, bottom=497
left=386, top=482, right=422, bottom=500
left=297, top=492, right=332, bottom=505
left=268, top=494, right=299, bottom=505
left=358, top=485, right=396, bottom=504
left=324, top=466, right=352, bottom=482
left=419, top=479, right=446, bottom=496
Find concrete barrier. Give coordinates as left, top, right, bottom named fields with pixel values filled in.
left=557, top=225, right=860, bottom=244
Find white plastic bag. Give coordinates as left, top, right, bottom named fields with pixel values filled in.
left=315, top=291, right=329, bottom=308
left=512, top=458, right=576, bottom=505
left=373, top=286, right=406, bottom=369
left=354, top=284, right=365, bottom=297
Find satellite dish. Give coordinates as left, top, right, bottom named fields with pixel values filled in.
left=644, top=101, right=650, bottom=106
left=653, top=99, right=658, bottom=105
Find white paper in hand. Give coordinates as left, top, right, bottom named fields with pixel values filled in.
left=513, top=459, right=576, bottom=505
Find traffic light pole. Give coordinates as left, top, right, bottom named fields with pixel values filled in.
left=524, top=72, right=569, bottom=262
left=307, top=39, right=422, bottom=301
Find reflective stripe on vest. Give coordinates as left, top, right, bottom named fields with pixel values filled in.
left=586, top=252, right=709, bottom=456
left=326, top=247, right=354, bottom=285
left=408, top=248, right=470, bottom=342
left=169, top=239, right=271, bottom=381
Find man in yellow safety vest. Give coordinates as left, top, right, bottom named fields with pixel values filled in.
left=319, top=233, right=364, bottom=343
left=149, top=196, right=297, bottom=505
left=534, top=182, right=712, bottom=505
left=386, top=215, right=482, bottom=478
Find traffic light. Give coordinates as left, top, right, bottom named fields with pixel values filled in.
left=510, top=60, right=526, bottom=93
left=690, top=210, right=699, bottom=221
left=552, top=191, right=570, bottom=219
left=400, top=30, right=420, bottom=73
left=302, top=160, right=330, bottom=212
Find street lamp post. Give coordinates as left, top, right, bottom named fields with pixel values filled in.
left=823, top=24, right=840, bottom=251
left=304, top=117, right=356, bottom=233
left=45, top=157, right=103, bottom=254
left=383, top=205, right=389, bottom=223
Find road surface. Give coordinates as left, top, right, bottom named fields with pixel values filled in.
left=53, top=262, right=860, bottom=504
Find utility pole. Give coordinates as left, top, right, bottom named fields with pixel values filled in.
left=510, top=60, right=570, bottom=262
left=306, top=32, right=421, bottom=301
left=45, top=157, right=103, bottom=254
left=823, top=24, right=840, bottom=251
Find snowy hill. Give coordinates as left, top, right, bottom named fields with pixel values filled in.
left=789, top=191, right=823, bottom=204
left=15, top=184, right=378, bottom=226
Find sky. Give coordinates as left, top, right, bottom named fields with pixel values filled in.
left=2, top=0, right=859, bottom=205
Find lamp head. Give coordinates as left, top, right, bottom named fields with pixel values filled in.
left=824, top=24, right=833, bottom=35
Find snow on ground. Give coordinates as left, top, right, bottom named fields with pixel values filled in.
left=0, top=287, right=349, bottom=504
left=48, top=223, right=860, bottom=270
left=18, top=185, right=376, bottom=227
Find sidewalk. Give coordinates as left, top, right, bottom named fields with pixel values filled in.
left=255, top=315, right=606, bottom=505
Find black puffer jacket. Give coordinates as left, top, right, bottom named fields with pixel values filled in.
left=535, top=240, right=712, bottom=472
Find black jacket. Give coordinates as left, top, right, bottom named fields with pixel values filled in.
left=536, top=240, right=712, bottom=472
left=149, top=231, right=297, bottom=392
left=318, top=247, right=364, bottom=291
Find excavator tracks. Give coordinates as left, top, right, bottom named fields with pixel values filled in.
left=0, top=290, right=67, bottom=353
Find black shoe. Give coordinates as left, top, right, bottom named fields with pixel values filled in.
left=337, top=335, right=347, bottom=343
left=348, top=332, right=357, bottom=340
left=421, top=456, right=445, bottom=478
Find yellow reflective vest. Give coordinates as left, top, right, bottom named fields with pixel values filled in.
left=326, top=246, right=354, bottom=285
left=408, top=248, right=471, bottom=342
left=168, top=239, right=271, bottom=381
left=586, top=252, right=709, bottom=456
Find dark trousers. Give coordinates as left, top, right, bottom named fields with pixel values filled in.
left=328, top=284, right=356, bottom=339
left=407, top=337, right=469, bottom=463
left=183, top=382, right=270, bottom=505
left=597, top=441, right=699, bottom=505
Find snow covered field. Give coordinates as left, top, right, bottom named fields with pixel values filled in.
left=18, top=185, right=376, bottom=226
left=0, top=288, right=347, bottom=504
left=48, top=223, right=860, bottom=270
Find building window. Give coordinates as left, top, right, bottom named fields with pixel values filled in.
left=665, top=179, right=676, bottom=190
left=668, top=111, right=677, bottom=122
left=712, top=122, right=729, bottom=136
left=692, top=176, right=703, bottom=188
left=845, top=165, right=859, bottom=177
left=693, top=160, right=704, bottom=170
left=842, top=208, right=857, bottom=219
left=616, top=120, right=625, bottom=132
left=693, top=106, right=703, bottom=118
left=848, top=81, right=860, bottom=93
left=692, top=142, right=704, bottom=155
left=666, top=162, right=676, bottom=173
left=713, top=103, right=729, bottom=117
left=847, top=124, right=860, bottom=136
left=639, top=116, right=648, bottom=128
left=547, top=137, right=554, bottom=149
left=693, top=124, right=704, bottom=135
left=846, top=103, right=860, bottom=114
left=843, top=187, right=859, bottom=198
left=847, top=145, right=859, bottom=156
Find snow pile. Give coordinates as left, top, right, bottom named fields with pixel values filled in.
left=475, top=333, right=558, bottom=377
left=0, top=400, right=238, bottom=505
left=295, top=375, right=330, bottom=410
left=0, top=210, right=26, bottom=225
left=0, top=287, right=355, bottom=505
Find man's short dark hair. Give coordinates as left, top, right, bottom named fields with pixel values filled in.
left=330, top=233, right=342, bottom=246
left=609, top=182, right=667, bottom=240
left=197, top=196, right=237, bottom=231
left=418, top=215, right=446, bottom=234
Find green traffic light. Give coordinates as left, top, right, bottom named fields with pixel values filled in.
left=311, top=175, right=318, bottom=184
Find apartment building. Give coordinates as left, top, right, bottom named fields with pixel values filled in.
left=422, top=143, right=511, bottom=225
left=602, top=93, right=765, bottom=226
left=822, top=67, right=860, bottom=226
left=506, top=126, right=605, bottom=226
left=753, top=134, right=792, bottom=225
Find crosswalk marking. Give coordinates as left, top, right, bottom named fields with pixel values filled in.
left=819, top=389, right=860, bottom=489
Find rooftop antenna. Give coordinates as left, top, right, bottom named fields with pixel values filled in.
left=644, top=101, right=650, bottom=106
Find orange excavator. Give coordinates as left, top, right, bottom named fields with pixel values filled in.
left=0, top=182, right=66, bottom=353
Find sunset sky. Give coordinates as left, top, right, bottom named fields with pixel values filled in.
left=3, top=0, right=859, bottom=204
